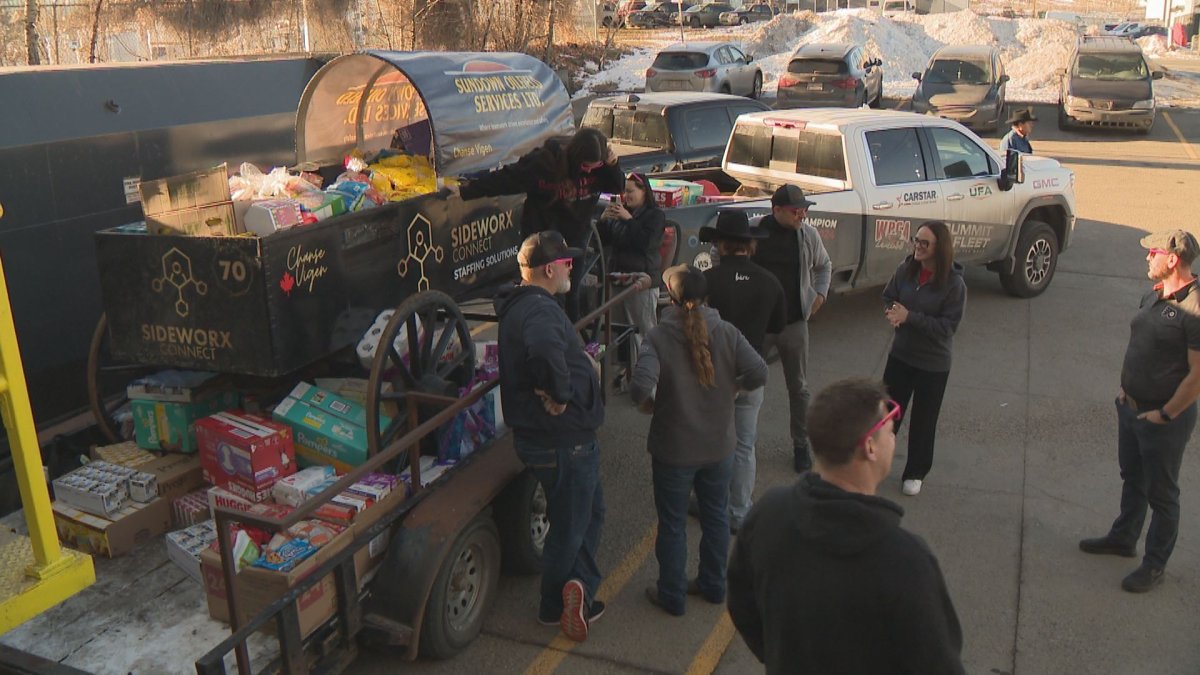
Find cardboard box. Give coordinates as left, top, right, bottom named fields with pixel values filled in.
left=272, top=397, right=372, bottom=472
left=166, top=520, right=218, bottom=584
left=131, top=389, right=240, bottom=453
left=52, top=474, right=126, bottom=518
left=172, top=489, right=211, bottom=527
left=206, top=486, right=295, bottom=521
left=243, top=199, right=304, bottom=237
left=284, top=382, right=373, bottom=428
left=648, top=179, right=704, bottom=208
left=200, top=547, right=231, bottom=623
left=126, top=370, right=221, bottom=403
left=53, top=497, right=172, bottom=558
left=140, top=164, right=241, bottom=237
left=143, top=453, right=206, bottom=502
left=91, top=441, right=157, bottom=468
left=197, top=411, right=296, bottom=502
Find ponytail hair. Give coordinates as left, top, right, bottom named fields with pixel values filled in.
left=663, top=264, right=715, bottom=388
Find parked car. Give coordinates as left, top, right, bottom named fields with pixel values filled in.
left=627, top=1, right=691, bottom=27
left=673, top=2, right=733, bottom=27
left=880, top=0, right=915, bottom=16
left=1131, top=25, right=1167, bottom=39
left=597, top=1, right=617, bottom=27
left=719, top=3, right=774, bottom=25
left=580, top=92, right=770, bottom=173
left=777, top=43, right=884, bottom=109
left=645, top=42, right=764, bottom=98
left=1106, top=21, right=1151, bottom=38
left=1057, top=35, right=1162, bottom=133
left=656, top=108, right=1077, bottom=298
left=617, top=0, right=649, bottom=25
left=911, top=45, right=1009, bottom=133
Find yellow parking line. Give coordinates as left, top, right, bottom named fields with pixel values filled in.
left=522, top=524, right=658, bottom=675
left=684, top=612, right=738, bottom=675
left=1162, top=111, right=1198, bottom=160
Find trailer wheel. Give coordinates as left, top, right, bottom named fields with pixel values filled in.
left=999, top=221, right=1058, bottom=298
left=87, top=314, right=154, bottom=443
left=367, top=291, right=475, bottom=456
left=573, top=222, right=608, bottom=347
left=495, top=469, right=548, bottom=575
left=420, top=515, right=501, bottom=659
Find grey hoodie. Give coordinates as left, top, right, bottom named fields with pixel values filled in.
left=631, top=305, right=768, bottom=467
left=881, top=258, right=967, bottom=373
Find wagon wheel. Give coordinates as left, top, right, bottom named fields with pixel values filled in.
left=87, top=314, right=156, bottom=443
left=367, top=291, right=476, bottom=458
left=572, top=222, right=608, bottom=346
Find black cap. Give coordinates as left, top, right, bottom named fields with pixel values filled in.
left=1141, top=229, right=1199, bottom=264
left=1007, top=107, right=1038, bottom=125
left=518, top=231, right=583, bottom=268
left=699, top=209, right=770, bottom=242
left=771, top=184, right=816, bottom=209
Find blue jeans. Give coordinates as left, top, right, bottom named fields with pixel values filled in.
left=652, top=455, right=734, bottom=614
left=730, top=387, right=764, bottom=527
left=515, top=438, right=605, bottom=619
left=1109, top=399, right=1196, bottom=569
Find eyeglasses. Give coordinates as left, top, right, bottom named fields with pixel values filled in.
left=858, top=399, right=901, bottom=448
left=1148, top=248, right=1172, bottom=258
left=911, top=237, right=935, bottom=249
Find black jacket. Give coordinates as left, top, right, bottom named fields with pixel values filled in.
left=881, top=258, right=967, bottom=373
left=460, top=140, right=624, bottom=247
left=495, top=284, right=604, bottom=446
left=597, top=202, right=667, bottom=285
left=728, top=473, right=965, bottom=675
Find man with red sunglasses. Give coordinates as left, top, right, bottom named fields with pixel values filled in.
left=1081, top=229, right=1200, bottom=593
left=728, top=378, right=963, bottom=674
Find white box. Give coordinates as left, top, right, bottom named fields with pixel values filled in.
left=165, top=520, right=218, bottom=584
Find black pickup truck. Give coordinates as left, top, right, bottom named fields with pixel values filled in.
left=579, top=92, right=769, bottom=174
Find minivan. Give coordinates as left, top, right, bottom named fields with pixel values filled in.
left=1057, top=35, right=1162, bottom=133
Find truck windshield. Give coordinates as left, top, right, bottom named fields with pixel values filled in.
left=788, top=58, right=847, bottom=75
left=581, top=107, right=670, bottom=149
left=727, top=123, right=847, bottom=181
left=1073, top=53, right=1148, bottom=80
left=925, top=58, right=992, bottom=84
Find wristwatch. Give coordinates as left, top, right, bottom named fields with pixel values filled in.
left=1159, top=408, right=1173, bottom=422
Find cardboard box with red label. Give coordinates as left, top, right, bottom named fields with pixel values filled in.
left=197, top=411, right=296, bottom=503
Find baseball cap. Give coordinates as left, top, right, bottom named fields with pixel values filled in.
left=771, top=184, right=816, bottom=209
left=518, top=231, right=583, bottom=267
left=1141, top=229, right=1199, bottom=264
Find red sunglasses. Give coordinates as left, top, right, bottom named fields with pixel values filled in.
left=549, top=257, right=573, bottom=269
left=1148, top=248, right=1172, bottom=258
left=858, top=399, right=901, bottom=448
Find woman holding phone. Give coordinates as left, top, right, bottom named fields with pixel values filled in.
left=881, top=221, right=967, bottom=497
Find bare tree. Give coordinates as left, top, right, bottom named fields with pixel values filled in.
left=88, top=0, right=105, bottom=63
left=25, top=0, right=41, bottom=65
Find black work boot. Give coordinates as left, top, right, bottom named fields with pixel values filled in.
left=1079, top=536, right=1137, bottom=558
left=1121, top=564, right=1164, bottom=593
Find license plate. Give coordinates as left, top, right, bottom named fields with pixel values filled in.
left=807, top=83, right=823, bottom=91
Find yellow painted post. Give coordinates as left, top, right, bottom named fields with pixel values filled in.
left=0, top=246, right=95, bottom=633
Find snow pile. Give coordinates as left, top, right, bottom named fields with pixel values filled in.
left=1137, top=34, right=1170, bottom=57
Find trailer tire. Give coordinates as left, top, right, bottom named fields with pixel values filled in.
left=420, top=515, right=501, bottom=660
left=999, top=220, right=1058, bottom=298
left=495, top=469, right=547, bottom=575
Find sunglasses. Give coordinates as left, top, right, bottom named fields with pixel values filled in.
left=1148, top=248, right=1172, bottom=258
left=911, top=236, right=935, bottom=249
left=549, top=257, right=574, bottom=269
left=858, top=399, right=902, bottom=448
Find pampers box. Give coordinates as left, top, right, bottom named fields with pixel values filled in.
left=272, top=384, right=390, bottom=473
left=131, top=389, right=239, bottom=454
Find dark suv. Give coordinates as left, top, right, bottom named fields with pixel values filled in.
left=1057, top=35, right=1162, bottom=134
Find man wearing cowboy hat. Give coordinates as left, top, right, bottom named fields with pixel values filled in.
left=701, top=209, right=785, bottom=532
left=753, top=184, right=832, bottom=473
left=999, top=107, right=1037, bottom=156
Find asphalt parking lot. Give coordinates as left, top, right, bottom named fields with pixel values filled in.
left=348, top=103, right=1200, bottom=675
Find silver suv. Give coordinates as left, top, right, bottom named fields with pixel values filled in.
left=1057, top=36, right=1162, bottom=134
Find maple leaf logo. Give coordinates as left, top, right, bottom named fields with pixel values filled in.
left=280, top=271, right=296, bottom=296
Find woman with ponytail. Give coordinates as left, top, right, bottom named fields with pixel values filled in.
left=631, top=265, right=768, bottom=617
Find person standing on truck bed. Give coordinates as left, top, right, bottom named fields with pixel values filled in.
left=881, top=221, right=967, bottom=497
left=700, top=209, right=784, bottom=533
left=453, top=128, right=625, bottom=321
left=998, top=107, right=1036, bottom=156
left=597, top=171, right=666, bottom=389
left=1080, top=230, right=1200, bottom=594
left=752, top=185, right=832, bottom=473
left=495, top=231, right=608, bottom=642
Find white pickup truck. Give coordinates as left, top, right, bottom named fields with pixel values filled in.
left=656, top=108, right=1076, bottom=297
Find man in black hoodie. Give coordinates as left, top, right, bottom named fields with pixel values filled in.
left=496, top=231, right=606, bottom=643
left=728, top=378, right=965, bottom=674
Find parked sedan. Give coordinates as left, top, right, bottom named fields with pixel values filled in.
left=673, top=2, right=732, bottom=27
left=776, top=43, right=883, bottom=109
left=718, top=3, right=774, bottom=25
left=645, top=42, right=763, bottom=98
left=911, top=45, right=1009, bottom=132
left=626, top=1, right=691, bottom=27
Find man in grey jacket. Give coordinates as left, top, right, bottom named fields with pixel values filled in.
left=753, top=185, right=833, bottom=472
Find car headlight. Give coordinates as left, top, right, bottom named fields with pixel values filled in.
left=1066, top=95, right=1089, bottom=108
left=1132, top=99, right=1154, bottom=110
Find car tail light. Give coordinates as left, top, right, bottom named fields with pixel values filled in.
left=695, top=68, right=717, bottom=78
left=778, top=75, right=798, bottom=88
left=831, top=76, right=858, bottom=90
left=646, top=68, right=658, bottom=78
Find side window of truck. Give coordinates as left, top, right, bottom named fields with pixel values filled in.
left=684, top=106, right=735, bottom=150
left=865, top=128, right=927, bottom=186
left=928, top=127, right=996, bottom=178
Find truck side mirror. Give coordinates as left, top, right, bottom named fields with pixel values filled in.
left=999, top=74, right=1010, bottom=83
left=911, top=71, right=921, bottom=81
left=999, top=149, right=1024, bottom=191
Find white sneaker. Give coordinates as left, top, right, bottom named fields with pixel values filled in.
left=902, top=479, right=923, bottom=496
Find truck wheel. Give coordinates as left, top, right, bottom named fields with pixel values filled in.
left=419, top=515, right=502, bottom=659
left=495, top=469, right=548, bottom=575
left=999, top=221, right=1058, bottom=298
left=1057, top=104, right=1071, bottom=131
